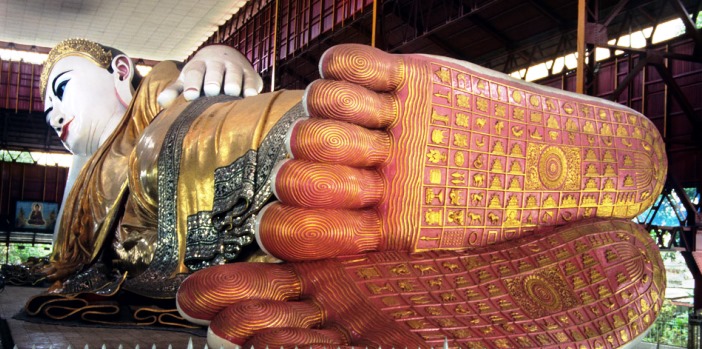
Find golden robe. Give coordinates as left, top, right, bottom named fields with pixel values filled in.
left=51, top=61, right=303, bottom=298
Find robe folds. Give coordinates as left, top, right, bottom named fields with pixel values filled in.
left=51, top=61, right=303, bottom=298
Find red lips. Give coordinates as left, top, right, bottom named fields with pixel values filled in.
left=60, top=119, right=73, bottom=141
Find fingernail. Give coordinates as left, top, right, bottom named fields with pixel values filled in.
left=243, top=87, right=258, bottom=97
left=183, top=89, right=199, bottom=101
left=204, top=83, right=221, bottom=96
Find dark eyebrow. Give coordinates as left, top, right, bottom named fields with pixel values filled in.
left=43, top=107, right=53, bottom=122
left=51, top=70, right=72, bottom=94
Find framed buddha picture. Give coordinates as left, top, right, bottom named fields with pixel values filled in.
left=14, top=201, right=59, bottom=232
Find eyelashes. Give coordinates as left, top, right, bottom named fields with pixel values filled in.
left=51, top=70, right=72, bottom=101
left=54, top=79, right=69, bottom=100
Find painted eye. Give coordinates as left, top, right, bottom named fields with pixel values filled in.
left=54, top=79, right=69, bottom=100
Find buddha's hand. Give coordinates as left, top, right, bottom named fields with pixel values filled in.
left=257, top=44, right=666, bottom=261
left=157, top=45, right=264, bottom=107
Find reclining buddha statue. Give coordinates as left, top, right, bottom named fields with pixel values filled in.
left=35, top=38, right=666, bottom=348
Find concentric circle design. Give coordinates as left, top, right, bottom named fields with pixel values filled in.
left=259, top=204, right=381, bottom=260
left=322, top=44, right=402, bottom=91
left=311, top=81, right=368, bottom=122
left=524, top=274, right=563, bottom=312
left=538, top=146, right=567, bottom=190
left=306, top=80, right=395, bottom=128
left=176, top=264, right=300, bottom=323
left=245, top=328, right=344, bottom=347
left=210, top=299, right=322, bottom=344
left=291, top=119, right=390, bottom=166
left=275, top=161, right=383, bottom=209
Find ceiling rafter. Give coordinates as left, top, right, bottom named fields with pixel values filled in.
left=427, top=33, right=467, bottom=59
left=636, top=2, right=667, bottom=46
left=467, top=13, right=514, bottom=49
left=602, top=0, right=632, bottom=26
left=383, top=0, right=468, bottom=58
left=652, top=58, right=702, bottom=137
left=386, top=0, right=428, bottom=47
left=527, top=0, right=568, bottom=28
left=669, top=0, right=702, bottom=55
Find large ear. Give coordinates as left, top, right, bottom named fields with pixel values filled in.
left=111, top=54, right=135, bottom=107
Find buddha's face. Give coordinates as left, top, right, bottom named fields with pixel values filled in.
left=43, top=56, right=126, bottom=156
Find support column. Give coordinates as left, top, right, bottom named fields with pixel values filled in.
left=270, top=0, right=280, bottom=92
left=371, top=0, right=378, bottom=47
left=576, top=0, right=587, bottom=94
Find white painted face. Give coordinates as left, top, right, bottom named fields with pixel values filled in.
left=43, top=56, right=126, bottom=156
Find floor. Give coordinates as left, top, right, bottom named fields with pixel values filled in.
left=0, top=286, right=207, bottom=349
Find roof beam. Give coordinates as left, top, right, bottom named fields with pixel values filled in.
left=609, top=55, right=648, bottom=101
left=670, top=176, right=702, bottom=226
left=385, top=0, right=505, bottom=56
left=599, top=43, right=702, bottom=63
left=602, top=0, right=631, bottom=27
left=382, top=0, right=468, bottom=58
left=468, top=14, right=514, bottom=49
left=427, top=34, right=466, bottom=59
left=652, top=60, right=702, bottom=138
left=527, top=0, right=567, bottom=28
left=669, top=0, right=702, bottom=56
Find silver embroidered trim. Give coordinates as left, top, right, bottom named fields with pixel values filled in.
left=59, top=263, right=122, bottom=295
left=212, top=150, right=258, bottom=229
left=124, top=95, right=237, bottom=298
left=184, top=102, right=306, bottom=271
left=252, top=103, right=306, bottom=211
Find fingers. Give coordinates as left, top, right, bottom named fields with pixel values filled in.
left=203, top=61, right=226, bottom=97
left=272, top=160, right=384, bottom=209
left=181, top=60, right=206, bottom=101
left=159, top=43, right=263, bottom=105
left=186, top=60, right=256, bottom=98
left=255, top=203, right=381, bottom=261
left=304, top=80, right=396, bottom=129
left=241, top=65, right=264, bottom=97
left=176, top=263, right=301, bottom=325
left=222, top=63, right=243, bottom=97
left=157, top=81, right=183, bottom=108
left=208, top=300, right=323, bottom=348
left=319, top=44, right=404, bottom=92
left=211, top=62, right=263, bottom=97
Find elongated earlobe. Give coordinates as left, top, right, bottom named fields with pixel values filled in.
left=112, top=54, right=135, bottom=107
